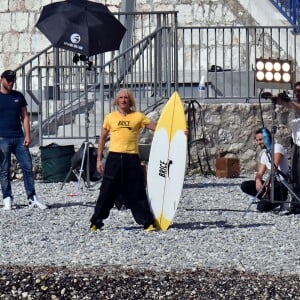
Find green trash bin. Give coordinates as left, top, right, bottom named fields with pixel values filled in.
left=40, top=144, right=76, bottom=183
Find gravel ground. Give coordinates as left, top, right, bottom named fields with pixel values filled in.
left=1, top=174, right=300, bottom=299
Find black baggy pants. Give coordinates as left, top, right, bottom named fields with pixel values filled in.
left=290, top=142, right=300, bottom=210
left=90, top=152, right=154, bottom=228
left=241, top=179, right=288, bottom=212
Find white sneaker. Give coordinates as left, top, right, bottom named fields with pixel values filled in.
left=3, top=196, right=13, bottom=210
left=28, top=195, right=48, bottom=210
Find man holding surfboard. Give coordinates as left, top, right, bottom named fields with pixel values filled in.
left=90, top=88, right=157, bottom=232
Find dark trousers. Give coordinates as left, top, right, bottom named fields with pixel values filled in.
left=90, top=152, right=154, bottom=227
left=290, top=143, right=300, bottom=210
left=241, top=179, right=288, bottom=212
left=291, top=143, right=300, bottom=195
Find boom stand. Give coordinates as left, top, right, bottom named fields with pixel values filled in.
left=243, top=101, right=300, bottom=216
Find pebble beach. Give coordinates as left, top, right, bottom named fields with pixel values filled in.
left=1, top=174, right=300, bottom=299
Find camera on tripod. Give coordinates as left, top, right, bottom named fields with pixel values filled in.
left=261, top=91, right=291, bottom=102
left=272, top=91, right=291, bottom=103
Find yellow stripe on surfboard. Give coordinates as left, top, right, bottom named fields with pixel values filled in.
left=157, top=91, right=187, bottom=142
left=155, top=214, right=172, bottom=231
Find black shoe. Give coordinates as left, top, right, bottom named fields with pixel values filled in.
left=287, top=198, right=300, bottom=214
left=257, top=199, right=279, bottom=212
left=287, top=206, right=300, bottom=215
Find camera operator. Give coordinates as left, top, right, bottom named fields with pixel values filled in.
left=241, top=128, right=289, bottom=212
left=272, top=81, right=300, bottom=213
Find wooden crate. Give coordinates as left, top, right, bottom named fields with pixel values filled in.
left=215, top=157, right=240, bottom=178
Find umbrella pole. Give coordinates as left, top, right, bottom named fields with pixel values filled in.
left=84, top=66, right=91, bottom=188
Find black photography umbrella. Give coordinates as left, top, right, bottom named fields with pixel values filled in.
left=36, top=0, right=126, bottom=56
left=36, top=0, right=126, bottom=188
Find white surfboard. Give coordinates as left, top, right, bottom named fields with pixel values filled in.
left=147, top=91, right=187, bottom=230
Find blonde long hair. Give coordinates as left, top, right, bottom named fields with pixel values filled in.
left=113, top=88, right=136, bottom=111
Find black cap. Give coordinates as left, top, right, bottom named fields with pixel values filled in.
left=1, top=70, right=16, bottom=82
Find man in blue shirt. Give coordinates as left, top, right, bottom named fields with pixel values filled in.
left=0, top=70, right=47, bottom=210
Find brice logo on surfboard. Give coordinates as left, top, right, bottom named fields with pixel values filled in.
left=158, top=160, right=173, bottom=178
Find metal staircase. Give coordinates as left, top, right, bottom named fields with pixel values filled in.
left=270, top=0, right=300, bottom=31
left=15, top=11, right=177, bottom=146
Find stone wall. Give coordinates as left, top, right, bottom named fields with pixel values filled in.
left=183, top=102, right=292, bottom=176
left=10, top=102, right=293, bottom=181
left=0, top=0, right=120, bottom=71
left=0, top=0, right=256, bottom=71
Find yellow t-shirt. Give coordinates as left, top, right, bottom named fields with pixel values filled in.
left=104, top=111, right=151, bottom=154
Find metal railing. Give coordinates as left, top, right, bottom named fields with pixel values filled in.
left=15, top=21, right=300, bottom=145
left=13, top=11, right=177, bottom=145
left=270, top=0, right=300, bottom=30
left=177, top=26, right=298, bottom=102
left=25, top=26, right=177, bottom=145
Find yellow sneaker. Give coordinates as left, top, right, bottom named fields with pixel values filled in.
left=144, top=224, right=156, bottom=232
left=90, top=225, right=98, bottom=231
left=90, top=223, right=104, bottom=232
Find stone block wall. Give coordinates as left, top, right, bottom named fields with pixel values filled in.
left=0, top=0, right=256, bottom=71
left=9, top=102, right=293, bottom=181
left=184, top=102, right=292, bottom=175
left=185, top=102, right=293, bottom=176
left=0, top=0, right=122, bottom=71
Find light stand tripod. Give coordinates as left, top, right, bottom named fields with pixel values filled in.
left=269, top=99, right=276, bottom=204
left=75, top=141, right=91, bottom=190
left=244, top=91, right=300, bottom=216
left=60, top=141, right=97, bottom=191
left=83, top=65, right=91, bottom=188
left=270, top=98, right=300, bottom=205
left=60, top=66, right=92, bottom=191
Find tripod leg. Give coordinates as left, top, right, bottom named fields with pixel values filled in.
left=85, top=142, right=94, bottom=188
left=60, top=168, right=73, bottom=190
left=77, top=142, right=88, bottom=190
left=242, top=177, right=269, bottom=218
left=280, top=177, right=300, bottom=202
